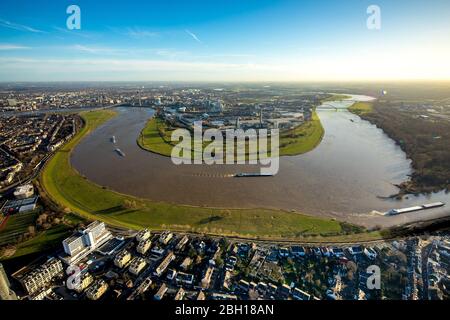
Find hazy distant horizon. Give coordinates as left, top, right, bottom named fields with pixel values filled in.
left=1, top=80, right=450, bottom=85
left=1, top=0, right=449, bottom=82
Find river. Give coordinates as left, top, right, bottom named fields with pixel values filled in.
left=70, top=95, right=450, bottom=228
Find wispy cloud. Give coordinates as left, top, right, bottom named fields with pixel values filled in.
left=0, top=44, right=30, bottom=50
left=0, top=57, right=279, bottom=78
left=0, top=18, right=45, bottom=33
left=154, top=49, right=189, bottom=58
left=71, top=45, right=172, bottom=57
left=185, top=29, right=202, bottom=44
left=202, top=53, right=255, bottom=59
left=70, top=44, right=189, bottom=59
left=71, top=44, right=124, bottom=55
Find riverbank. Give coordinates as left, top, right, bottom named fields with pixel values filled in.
left=323, top=94, right=352, bottom=102
left=40, top=109, right=382, bottom=241
left=137, top=110, right=324, bottom=158
left=350, top=100, right=450, bottom=194
left=348, top=102, right=373, bottom=115
left=278, top=111, right=324, bottom=156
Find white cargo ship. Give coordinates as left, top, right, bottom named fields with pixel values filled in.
left=387, top=202, right=445, bottom=216
left=111, top=136, right=116, bottom=144
left=115, top=148, right=125, bottom=157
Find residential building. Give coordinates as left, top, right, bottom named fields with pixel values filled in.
left=291, top=246, right=306, bottom=257
left=74, top=272, right=94, bottom=293
left=129, top=257, right=147, bottom=276
left=13, top=257, right=63, bottom=295
left=155, top=251, right=175, bottom=277
left=114, top=250, right=132, bottom=268
left=293, top=288, right=311, bottom=300
left=197, top=291, right=206, bottom=300
left=176, top=272, right=194, bottom=286
left=212, top=293, right=238, bottom=300
left=166, top=269, right=177, bottom=281
left=159, top=232, right=173, bottom=245
left=238, top=279, right=250, bottom=292
left=364, top=247, right=377, bottom=260
left=136, top=229, right=151, bottom=242
left=280, top=284, right=291, bottom=298
left=174, top=287, right=185, bottom=300
left=180, top=257, right=192, bottom=271
left=175, top=235, right=189, bottom=251
left=154, top=283, right=167, bottom=300
left=137, top=239, right=151, bottom=255
left=86, top=279, right=108, bottom=300
left=201, top=266, right=214, bottom=289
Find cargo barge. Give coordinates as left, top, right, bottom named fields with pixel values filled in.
left=234, top=173, right=274, bottom=178
left=387, top=202, right=445, bottom=216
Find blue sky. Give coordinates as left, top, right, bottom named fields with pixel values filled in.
left=0, top=0, right=449, bottom=81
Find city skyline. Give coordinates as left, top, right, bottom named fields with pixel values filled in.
left=1, top=0, right=450, bottom=82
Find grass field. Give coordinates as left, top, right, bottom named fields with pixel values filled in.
left=0, top=212, right=87, bottom=261
left=38, top=109, right=379, bottom=241
left=138, top=117, right=178, bottom=157
left=138, top=111, right=324, bottom=158
left=348, top=102, right=373, bottom=115
left=3, top=224, right=73, bottom=260
left=0, top=211, right=38, bottom=246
